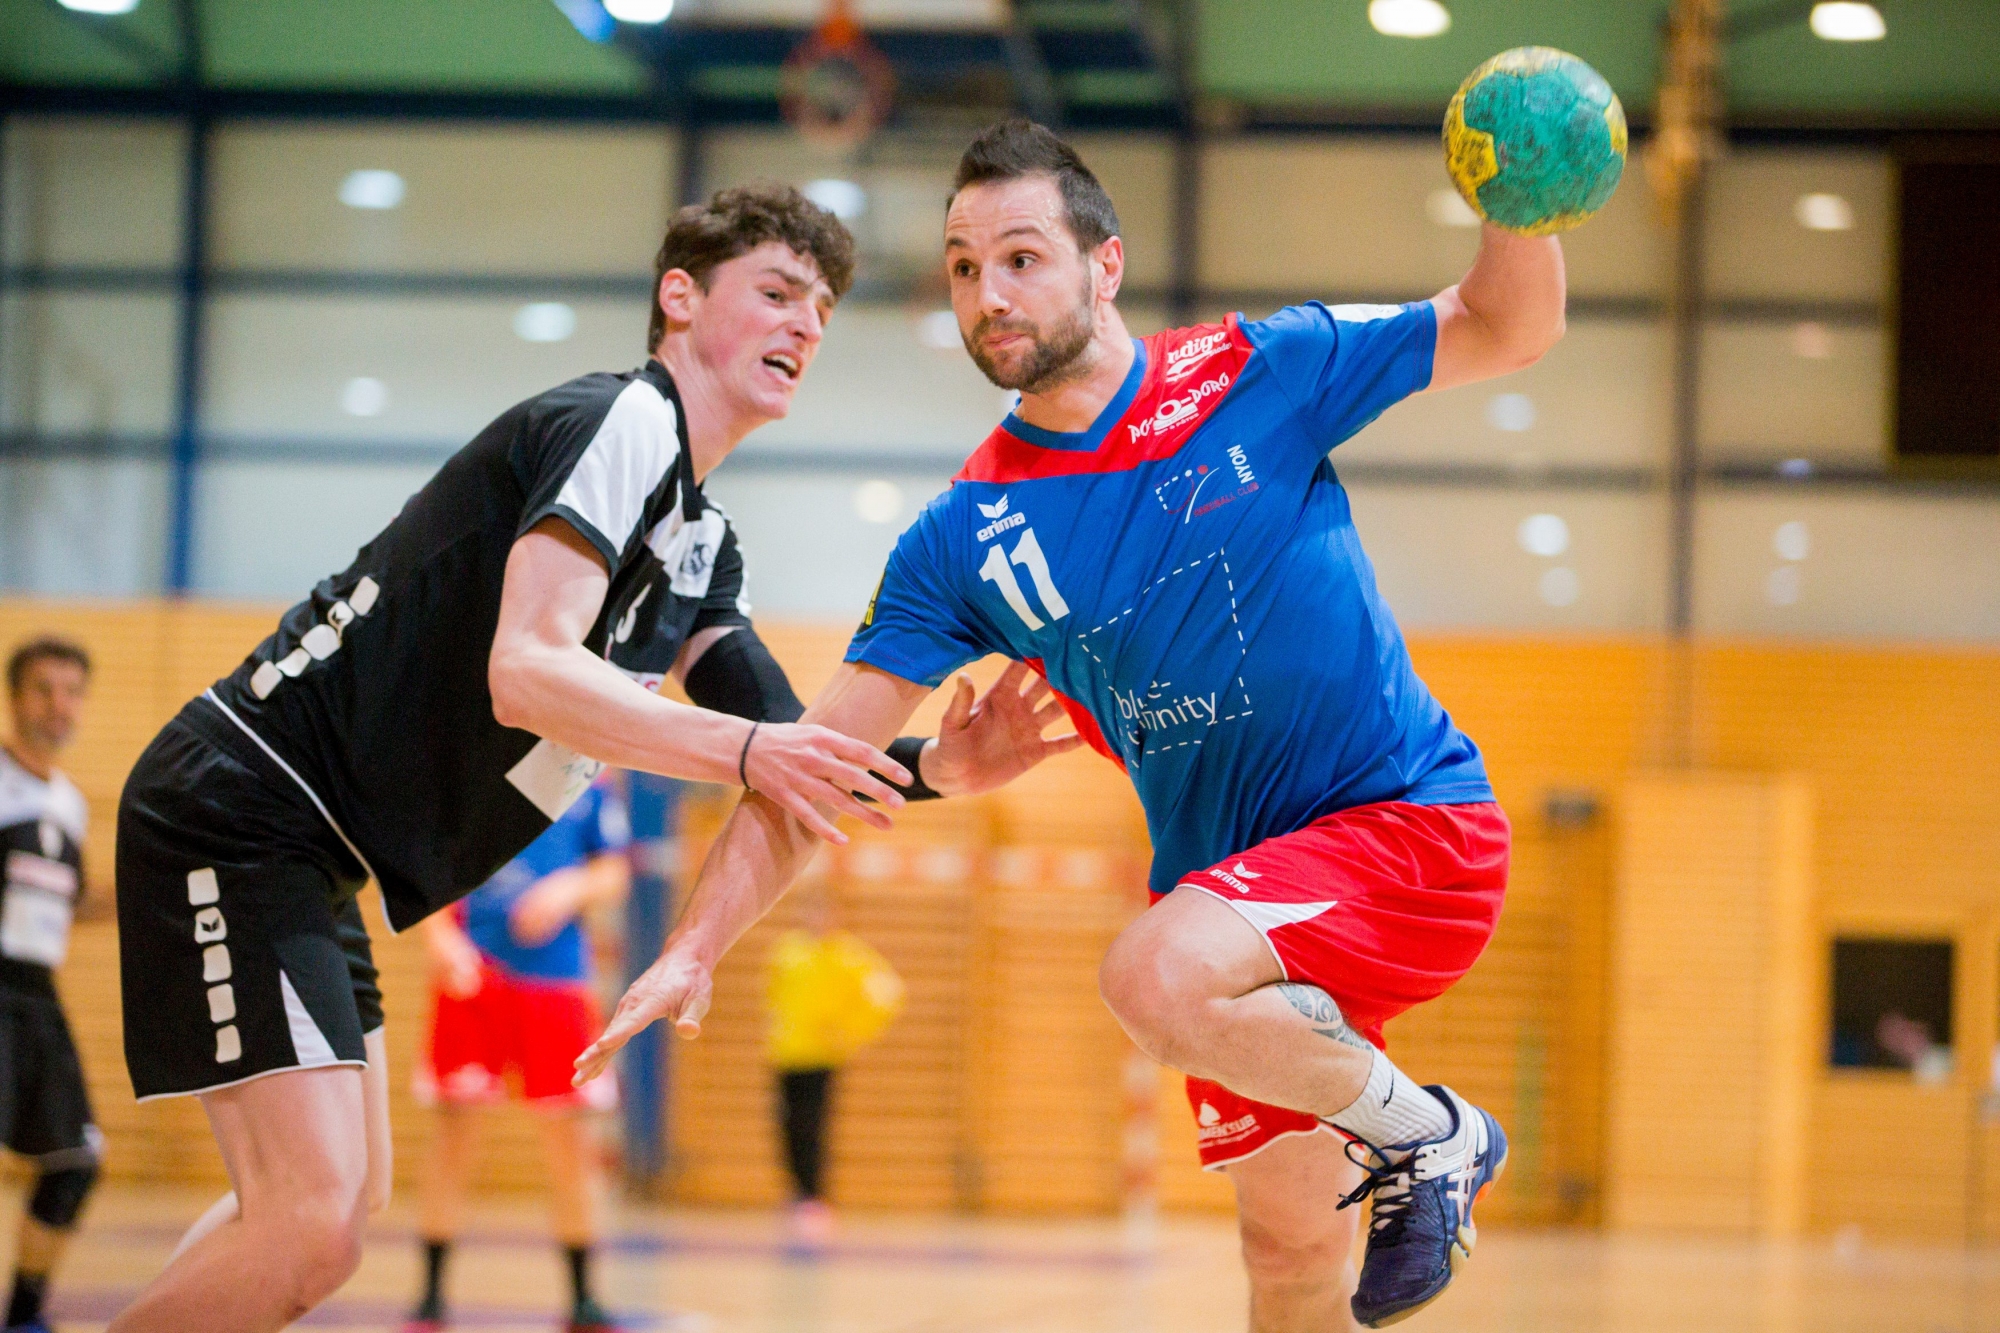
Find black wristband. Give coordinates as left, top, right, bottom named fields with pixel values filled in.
left=738, top=721, right=760, bottom=790
left=885, top=735, right=942, bottom=802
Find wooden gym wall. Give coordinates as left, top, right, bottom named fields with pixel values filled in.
left=3, top=600, right=1997, bottom=1235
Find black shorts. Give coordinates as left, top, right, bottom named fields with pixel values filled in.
left=0, top=983, right=100, bottom=1168
left=116, top=699, right=383, bottom=1101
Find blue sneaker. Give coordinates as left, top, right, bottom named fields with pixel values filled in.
left=1337, top=1085, right=1506, bottom=1328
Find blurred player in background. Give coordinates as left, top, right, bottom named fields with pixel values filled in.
left=765, top=885, right=903, bottom=1242
left=0, top=639, right=101, bottom=1333
left=583, top=120, right=1572, bottom=1330
left=407, top=772, right=632, bottom=1333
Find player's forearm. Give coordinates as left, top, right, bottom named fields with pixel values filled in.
left=666, top=792, right=822, bottom=970
left=490, top=637, right=750, bottom=785
left=1446, top=225, right=1567, bottom=373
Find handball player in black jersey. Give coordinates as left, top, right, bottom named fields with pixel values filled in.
left=109, top=186, right=1075, bottom=1333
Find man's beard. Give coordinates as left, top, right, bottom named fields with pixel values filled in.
left=964, top=278, right=1095, bottom=394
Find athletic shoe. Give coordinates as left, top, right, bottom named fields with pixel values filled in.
left=400, top=1296, right=446, bottom=1332
left=5, top=1318, right=54, bottom=1333
left=1337, top=1084, right=1506, bottom=1328
left=567, top=1296, right=626, bottom=1332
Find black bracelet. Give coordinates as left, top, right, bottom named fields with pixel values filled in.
left=738, top=720, right=760, bottom=790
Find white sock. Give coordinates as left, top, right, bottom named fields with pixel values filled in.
left=1323, top=1048, right=1453, bottom=1153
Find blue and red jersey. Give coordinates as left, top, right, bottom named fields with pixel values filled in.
left=457, top=776, right=629, bottom=983
left=847, top=302, right=1492, bottom=895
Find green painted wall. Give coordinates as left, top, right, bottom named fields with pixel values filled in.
left=1196, top=0, right=2000, bottom=118
left=1, top=0, right=648, bottom=94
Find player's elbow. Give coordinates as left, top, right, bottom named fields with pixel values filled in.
left=487, top=644, right=536, bottom=731
left=1493, top=307, right=1564, bottom=375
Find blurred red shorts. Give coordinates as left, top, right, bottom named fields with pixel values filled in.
left=416, top=961, right=618, bottom=1113
left=1167, top=800, right=1509, bottom=1170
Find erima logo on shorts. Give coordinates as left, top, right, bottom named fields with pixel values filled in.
left=1208, top=864, right=1259, bottom=894
left=187, top=869, right=241, bottom=1064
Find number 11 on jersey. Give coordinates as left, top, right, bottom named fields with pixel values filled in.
left=979, top=528, right=1070, bottom=631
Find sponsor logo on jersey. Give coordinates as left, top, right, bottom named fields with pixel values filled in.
left=977, top=495, right=1010, bottom=519
left=1133, top=371, right=1231, bottom=442
left=1112, top=683, right=1217, bottom=735
left=1197, top=1101, right=1222, bottom=1126
left=1164, top=328, right=1232, bottom=382
left=1197, top=1109, right=1261, bottom=1143
left=1233, top=862, right=1261, bottom=879
left=976, top=509, right=1027, bottom=542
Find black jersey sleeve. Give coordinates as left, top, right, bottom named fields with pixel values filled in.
left=516, top=372, right=687, bottom=568
left=690, top=525, right=754, bottom=635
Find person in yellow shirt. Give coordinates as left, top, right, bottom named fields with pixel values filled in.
left=766, top=892, right=902, bottom=1241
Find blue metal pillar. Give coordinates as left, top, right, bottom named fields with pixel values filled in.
left=621, top=772, right=682, bottom=1192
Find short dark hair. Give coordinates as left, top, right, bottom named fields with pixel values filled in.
left=7, top=637, right=90, bottom=695
left=950, top=118, right=1120, bottom=252
left=649, top=183, right=858, bottom=350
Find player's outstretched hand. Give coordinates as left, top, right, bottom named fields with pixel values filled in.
left=574, top=945, right=711, bottom=1087
left=924, top=660, right=1084, bottom=797
left=745, top=723, right=911, bottom=843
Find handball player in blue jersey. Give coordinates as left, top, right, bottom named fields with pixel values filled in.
left=581, top=120, right=1569, bottom=1329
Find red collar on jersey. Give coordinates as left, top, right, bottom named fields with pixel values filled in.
left=955, top=316, right=1255, bottom=484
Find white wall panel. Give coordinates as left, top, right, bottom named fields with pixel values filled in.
left=1699, top=322, right=1886, bottom=466
left=1339, top=319, right=1671, bottom=468
left=1695, top=490, right=2000, bottom=642
left=0, top=294, right=178, bottom=436
left=754, top=303, right=1018, bottom=454
left=202, top=295, right=650, bottom=445
left=211, top=125, right=676, bottom=275
left=0, top=460, right=166, bottom=595
left=702, top=468, right=955, bottom=619
left=1200, top=136, right=1666, bottom=300
left=1345, top=485, right=1669, bottom=632
left=1, top=116, right=185, bottom=269
left=1704, top=149, right=1888, bottom=304
left=193, top=461, right=438, bottom=600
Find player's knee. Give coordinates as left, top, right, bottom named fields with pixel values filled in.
left=1098, top=920, right=1199, bottom=1060
left=29, top=1160, right=100, bottom=1230
left=282, top=1194, right=367, bottom=1303
left=1238, top=1209, right=1350, bottom=1289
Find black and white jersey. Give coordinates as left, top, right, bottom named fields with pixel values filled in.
left=205, top=360, right=752, bottom=932
left=0, top=747, right=87, bottom=994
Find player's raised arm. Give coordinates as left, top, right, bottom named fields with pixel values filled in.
left=1426, top=223, right=1566, bottom=394
left=488, top=516, right=911, bottom=842
left=572, top=661, right=932, bottom=1083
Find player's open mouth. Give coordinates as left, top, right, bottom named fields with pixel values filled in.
left=762, top=353, right=801, bottom=381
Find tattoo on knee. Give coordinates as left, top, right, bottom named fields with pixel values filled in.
left=1276, top=983, right=1373, bottom=1051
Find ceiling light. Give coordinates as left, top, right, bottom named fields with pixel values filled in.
left=916, top=310, right=961, bottom=350
left=1766, top=566, right=1802, bottom=606
left=1795, top=192, right=1855, bottom=231
left=57, top=0, right=139, bottom=12
left=803, top=178, right=867, bottom=222
left=1487, top=392, right=1537, bottom=433
left=1791, top=322, right=1834, bottom=359
left=1539, top=566, right=1579, bottom=607
left=1773, top=520, right=1810, bottom=562
left=338, top=169, right=405, bottom=210
left=1425, top=188, right=1481, bottom=228
left=514, top=303, right=577, bottom=343
left=1518, top=513, right=1570, bottom=558
left=341, top=377, right=388, bottom=418
left=604, top=0, right=673, bottom=20
left=1369, top=0, right=1450, bottom=38
left=1810, top=2, right=1885, bottom=41
left=854, top=479, right=904, bottom=525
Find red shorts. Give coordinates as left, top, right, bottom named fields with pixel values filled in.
left=1170, top=800, right=1508, bottom=1170
left=417, top=962, right=617, bottom=1112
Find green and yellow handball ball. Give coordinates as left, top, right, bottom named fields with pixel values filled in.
left=1444, top=47, right=1627, bottom=236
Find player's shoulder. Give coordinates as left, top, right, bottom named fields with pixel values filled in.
left=45, top=770, right=87, bottom=837
left=516, top=364, right=680, bottom=442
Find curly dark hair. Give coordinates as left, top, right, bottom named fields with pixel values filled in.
left=648, top=183, right=858, bottom=350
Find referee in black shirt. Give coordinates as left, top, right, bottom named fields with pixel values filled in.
left=110, top=186, right=1069, bottom=1332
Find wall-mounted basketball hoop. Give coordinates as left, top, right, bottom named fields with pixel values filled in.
left=780, top=0, right=897, bottom=150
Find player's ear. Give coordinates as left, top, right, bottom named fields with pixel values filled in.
left=1092, top=235, right=1125, bottom=303
left=657, top=268, right=701, bottom=332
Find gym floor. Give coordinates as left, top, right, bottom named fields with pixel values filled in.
left=16, top=1185, right=1998, bottom=1332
